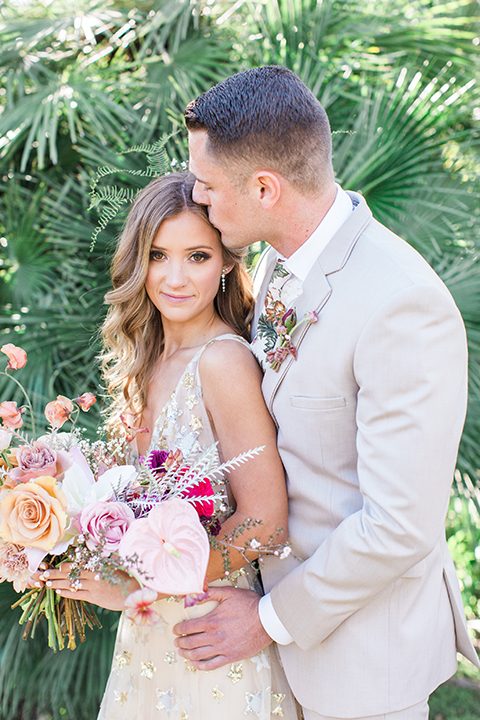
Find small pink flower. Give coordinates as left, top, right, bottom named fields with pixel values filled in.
left=184, top=591, right=210, bottom=607
left=275, top=324, right=287, bottom=335
left=44, top=396, right=74, bottom=429
left=124, top=588, right=159, bottom=626
left=0, top=401, right=25, bottom=430
left=0, top=542, right=31, bottom=592
left=282, top=308, right=297, bottom=330
left=74, top=393, right=96, bottom=412
left=120, top=413, right=149, bottom=443
left=305, top=310, right=318, bottom=323
left=1, top=344, right=27, bottom=370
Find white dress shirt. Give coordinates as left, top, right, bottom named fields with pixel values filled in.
left=258, top=184, right=354, bottom=645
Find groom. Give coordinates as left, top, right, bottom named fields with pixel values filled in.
left=173, top=66, right=479, bottom=719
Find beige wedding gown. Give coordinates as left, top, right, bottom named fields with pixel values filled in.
left=97, top=335, right=299, bottom=720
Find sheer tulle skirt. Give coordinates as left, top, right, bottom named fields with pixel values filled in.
left=97, top=573, right=299, bottom=720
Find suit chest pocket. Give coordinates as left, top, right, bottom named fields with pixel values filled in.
left=287, top=395, right=355, bottom=478
left=290, top=396, right=346, bottom=410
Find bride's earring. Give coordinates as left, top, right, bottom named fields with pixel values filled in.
left=221, top=269, right=226, bottom=293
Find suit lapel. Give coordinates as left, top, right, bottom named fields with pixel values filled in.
left=261, top=269, right=332, bottom=413
left=261, top=193, right=373, bottom=412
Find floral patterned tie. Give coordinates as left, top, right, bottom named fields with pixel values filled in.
left=252, top=259, right=303, bottom=370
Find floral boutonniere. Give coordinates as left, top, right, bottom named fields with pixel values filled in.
left=266, top=308, right=318, bottom=372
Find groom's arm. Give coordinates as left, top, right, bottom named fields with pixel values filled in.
left=268, top=281, right=467, bottom=650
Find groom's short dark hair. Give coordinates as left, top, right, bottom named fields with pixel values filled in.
left=185, top=65, right=334, bottom=194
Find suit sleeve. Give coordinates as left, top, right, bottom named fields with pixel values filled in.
left=269, top=282, right=468, bottom=650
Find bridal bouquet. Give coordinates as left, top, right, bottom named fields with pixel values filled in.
left=0, top=344, right=280, bottom=651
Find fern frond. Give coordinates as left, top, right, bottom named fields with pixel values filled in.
left=208, top=446, right=266, bottom=480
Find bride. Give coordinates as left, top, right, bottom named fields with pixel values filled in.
left=43, top=172, right=299, bottom=720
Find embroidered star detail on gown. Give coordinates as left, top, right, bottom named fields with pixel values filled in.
left=271, top=691, right=286, bottom=716
left=227, top=663, right=243, bottom=684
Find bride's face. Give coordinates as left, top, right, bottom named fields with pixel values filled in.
left=145, top=211, right=224, bottom=325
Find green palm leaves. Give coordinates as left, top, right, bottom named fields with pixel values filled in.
left=0, top=1, right=478, bottom=718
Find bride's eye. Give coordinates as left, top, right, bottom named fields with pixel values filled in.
left=190, top=252, right=211, bottom=263
left=149, top=250, right=165, bottom=261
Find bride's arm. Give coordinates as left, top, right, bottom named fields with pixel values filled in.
left=199, top=339, right=288, bottom=583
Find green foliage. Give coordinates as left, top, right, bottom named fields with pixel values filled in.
left=0, top=2, right=479, bottom=716
left=429, top=680, right=480, bottom=720
left=0, top=582, right=118, bottom=720
left=447, top=480, right=480, bottom=619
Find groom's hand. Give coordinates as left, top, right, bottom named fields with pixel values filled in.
left=173, top=586, right=272, bottom=670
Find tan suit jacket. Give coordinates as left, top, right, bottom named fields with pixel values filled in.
left=254, top=192, right=479, bottom=718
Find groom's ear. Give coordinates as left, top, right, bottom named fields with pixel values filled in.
left=249, top=171, right=281, bottom=210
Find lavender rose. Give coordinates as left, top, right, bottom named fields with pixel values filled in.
left=11, top=440, right=72, bottom=483
left=79, top=501, right=135, bottom=556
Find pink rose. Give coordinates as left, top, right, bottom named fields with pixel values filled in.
left=1, top=344, right=27, bottom=370
left=10, top=440, right=72, bottom=483
left=118, top=498, right=210, bottom=595
left=79, top=501, right=135, bottom=555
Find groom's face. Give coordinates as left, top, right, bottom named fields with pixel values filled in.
left=188, top=130, right=259, bottom=250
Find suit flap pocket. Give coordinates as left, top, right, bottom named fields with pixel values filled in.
left=400, top=559, right=426, bottom=578
left=290, top=396, right=346, bottom=410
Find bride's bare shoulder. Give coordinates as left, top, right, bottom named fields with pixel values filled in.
left=199, top=337, right=262, bottom=385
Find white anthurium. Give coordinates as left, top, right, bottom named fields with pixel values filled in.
left=61, top=446, right=137, bottom=517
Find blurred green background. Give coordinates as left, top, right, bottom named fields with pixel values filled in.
left=0, top=1, right=479, bottom=718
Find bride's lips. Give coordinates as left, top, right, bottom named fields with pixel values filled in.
left=161, top=292, right=193, bottom=303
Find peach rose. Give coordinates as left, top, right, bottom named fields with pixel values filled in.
left=44, top=396, right=74, bottom=429
left=74, top=393, right=96, bottom=412
left=0, top=476, right=68, bottom=550
left=0, top=344, right=27, bottom=370
left=0, top=401, right=25, bottom=430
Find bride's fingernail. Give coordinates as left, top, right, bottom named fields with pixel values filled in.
left=46, top=581, right=53, bottom=587
left=43, top=570, right=50, bottom=578
left=34, top=581, right=41, bottom=588
left=39, top=563, right=47, bottom=570
left=56, top=589, right=62, bottom=595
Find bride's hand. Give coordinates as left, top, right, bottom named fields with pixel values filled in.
left=31, top=563, right=140, bottom=611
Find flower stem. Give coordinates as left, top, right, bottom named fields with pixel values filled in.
left=0, top=370, right=36, bottom=437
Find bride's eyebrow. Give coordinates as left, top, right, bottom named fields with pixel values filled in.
left=149, top=244, right=215, bottom=251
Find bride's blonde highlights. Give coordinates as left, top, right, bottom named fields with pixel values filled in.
left=101, top=172, right=254, bottom=432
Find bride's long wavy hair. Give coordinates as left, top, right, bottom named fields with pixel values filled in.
left=100, top=172, right=254, bottom=432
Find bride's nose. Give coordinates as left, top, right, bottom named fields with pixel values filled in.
left=164, top=260, right=189, bottom=288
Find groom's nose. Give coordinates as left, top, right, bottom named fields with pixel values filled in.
left=192, top=180, right=210, bottom=206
